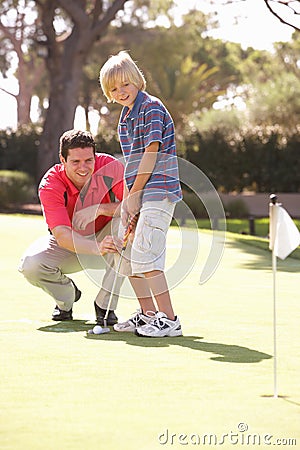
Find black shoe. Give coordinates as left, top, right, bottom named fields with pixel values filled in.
left=94, top=301, right=118, bottom=325
left=52, top=305, right=73, bottom=321
left=51, top=281, right=81, bottom=321
left=71, top=281, right=82, bottom=302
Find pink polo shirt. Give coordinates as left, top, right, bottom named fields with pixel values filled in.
left=39, top=153, right=124, bottom=236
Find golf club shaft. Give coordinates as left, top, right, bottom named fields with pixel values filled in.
left=103, top=215, right=138, bottom=326
left=103, top=247, right=125, bottom=326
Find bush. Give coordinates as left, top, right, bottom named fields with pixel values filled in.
left=225, top=199, right=249, bottom=218
left=0, top=126, right=41, bottom=180
left=174, top=190, right=209, bottom=220
left=0, top=170, right=37, bottom=207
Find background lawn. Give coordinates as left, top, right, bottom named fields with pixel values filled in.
left=0, top=214, right=299, bottom=450
left=173, top=217, right=300, bottom=240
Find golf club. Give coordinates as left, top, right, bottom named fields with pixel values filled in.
left=87, top=215, right=137, bottom=335
left=103, top=215, right=137, bottom=327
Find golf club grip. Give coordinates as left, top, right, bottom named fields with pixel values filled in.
left=122, top=214, right=139, bottom=250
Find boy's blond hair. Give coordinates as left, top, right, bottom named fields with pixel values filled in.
left=99, top=51, right=146, bottom=102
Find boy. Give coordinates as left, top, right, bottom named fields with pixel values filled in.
left=99, top=51, right=182, bottom=337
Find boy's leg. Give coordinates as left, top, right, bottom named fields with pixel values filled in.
left=128, top=275, right=156, bottom=313
left=130, top=199, right=176, bottom=318
left=135, top=269, right=182, bottom=338
left=128, top=200, right=182, bottom=337
left=113, top=275, right=155, bottom=333
left=144, top=270, right=175, bottom=320
left=131, top=199, right=174, bottom=274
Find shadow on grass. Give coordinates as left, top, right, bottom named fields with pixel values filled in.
left=261, top=395, right=300, bottom=407
left=38, top=322, right=272, bottom=363
left=38, top=320, right=92, bottom=333
left=85, top=331, right=271, bottom=363
left=226, top=239, right=300, bottom=273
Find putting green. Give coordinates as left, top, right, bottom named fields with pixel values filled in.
left=1, top=214, right=299, bottom=450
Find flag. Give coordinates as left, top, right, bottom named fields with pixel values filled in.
left=269, top=203, right=300, bottom=260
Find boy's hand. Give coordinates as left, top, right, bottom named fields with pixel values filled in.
left=126, top=191, right=142, bottom=218
left=121, top=192, right=141, bottom=225
left=121, top=201, right=129, bottom=226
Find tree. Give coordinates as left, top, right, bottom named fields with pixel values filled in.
left=209, top=0, right=300, bottom=32
left=0, top=0, right=46, bottom=126
left=184, top=34, right=300, bottom=193
left=263, top=0, right=300, bottom=31
left=84, top=11, right=240, bottom=153
left=35, top=0, right=132, bottom=180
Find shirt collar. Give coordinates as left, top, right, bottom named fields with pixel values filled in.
left=61, top=168, right=79, bottom=196
left=61, top=165, right=98, bottom=195
left=122, top=90, right=144, bottom=120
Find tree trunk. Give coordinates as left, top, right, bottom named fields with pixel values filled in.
left=17, top=86, right=32, bottom=126
left=36, top=0, right=129, bottom=181
left=37, top=37, right=86, bottom=180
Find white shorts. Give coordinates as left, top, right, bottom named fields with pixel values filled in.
left=130, top=198, right=175, bottom=275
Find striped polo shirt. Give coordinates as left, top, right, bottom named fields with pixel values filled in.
left=118, top=90, right=182, bottom=203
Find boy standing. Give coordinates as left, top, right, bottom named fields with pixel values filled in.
left=99, top=51, right=182, bottom=337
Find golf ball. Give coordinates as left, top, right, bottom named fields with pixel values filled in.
left=93, top=325, right=103, bottom=334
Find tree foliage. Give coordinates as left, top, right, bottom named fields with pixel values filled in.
left=0, top=0, right=299, bottom=192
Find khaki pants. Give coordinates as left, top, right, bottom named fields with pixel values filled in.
left=18, top=221, right=129, bottom=312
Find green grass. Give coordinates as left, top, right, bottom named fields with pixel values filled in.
left=174, top=217, right=300, bottom=239
left=1, top=214, right=300, bottom=450
left=221, top=218, right=270, bottom=236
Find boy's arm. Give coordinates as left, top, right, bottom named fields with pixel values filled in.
left=125, top=141, right=159, bottom=218
left=130, top=142, right=159, bottom=193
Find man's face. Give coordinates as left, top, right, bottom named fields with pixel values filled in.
left=60, top=147, right=95, bottom=190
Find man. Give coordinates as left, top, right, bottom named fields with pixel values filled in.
left=19, top=129, right=126, bottom=325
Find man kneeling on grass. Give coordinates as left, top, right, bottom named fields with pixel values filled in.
left=19, top=129, right=130, bottom=325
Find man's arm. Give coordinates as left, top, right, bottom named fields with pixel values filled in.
left=52, top=225, right=121, bottom=256
left=72, top=201, right=121, bottom=231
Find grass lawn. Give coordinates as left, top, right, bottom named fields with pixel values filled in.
left=1, top=214, right=299, bottom=450
left=175, top=217, right=300, bottom=240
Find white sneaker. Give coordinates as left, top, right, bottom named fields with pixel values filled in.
left=113, top=309, right=154, bottom=332
left=135, top=312, right=182, bottom=337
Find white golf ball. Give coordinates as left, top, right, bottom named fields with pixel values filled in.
left=93, top=325, right=103, bottom=335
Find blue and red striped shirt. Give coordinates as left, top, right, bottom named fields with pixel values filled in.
left=118, top=90, right=182, bottom=203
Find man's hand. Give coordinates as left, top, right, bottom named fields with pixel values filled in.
left=98, top=235, right=122, bottom=256
left=72, top=205, right=100, bottom=230
left=73, top=202, right=121, bottom=230
left=52, top=225, right=122, bottom=256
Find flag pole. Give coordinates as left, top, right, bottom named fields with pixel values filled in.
left=269, top=194, right=278, bottom=398
left=272, top=237, right=278, bottom=399
left=269, top=193, right=300, bottom=398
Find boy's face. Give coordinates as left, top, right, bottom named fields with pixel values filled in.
left=60, top=147, right=95, bottom=190
left=109, top=81, right=139, bottom=109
